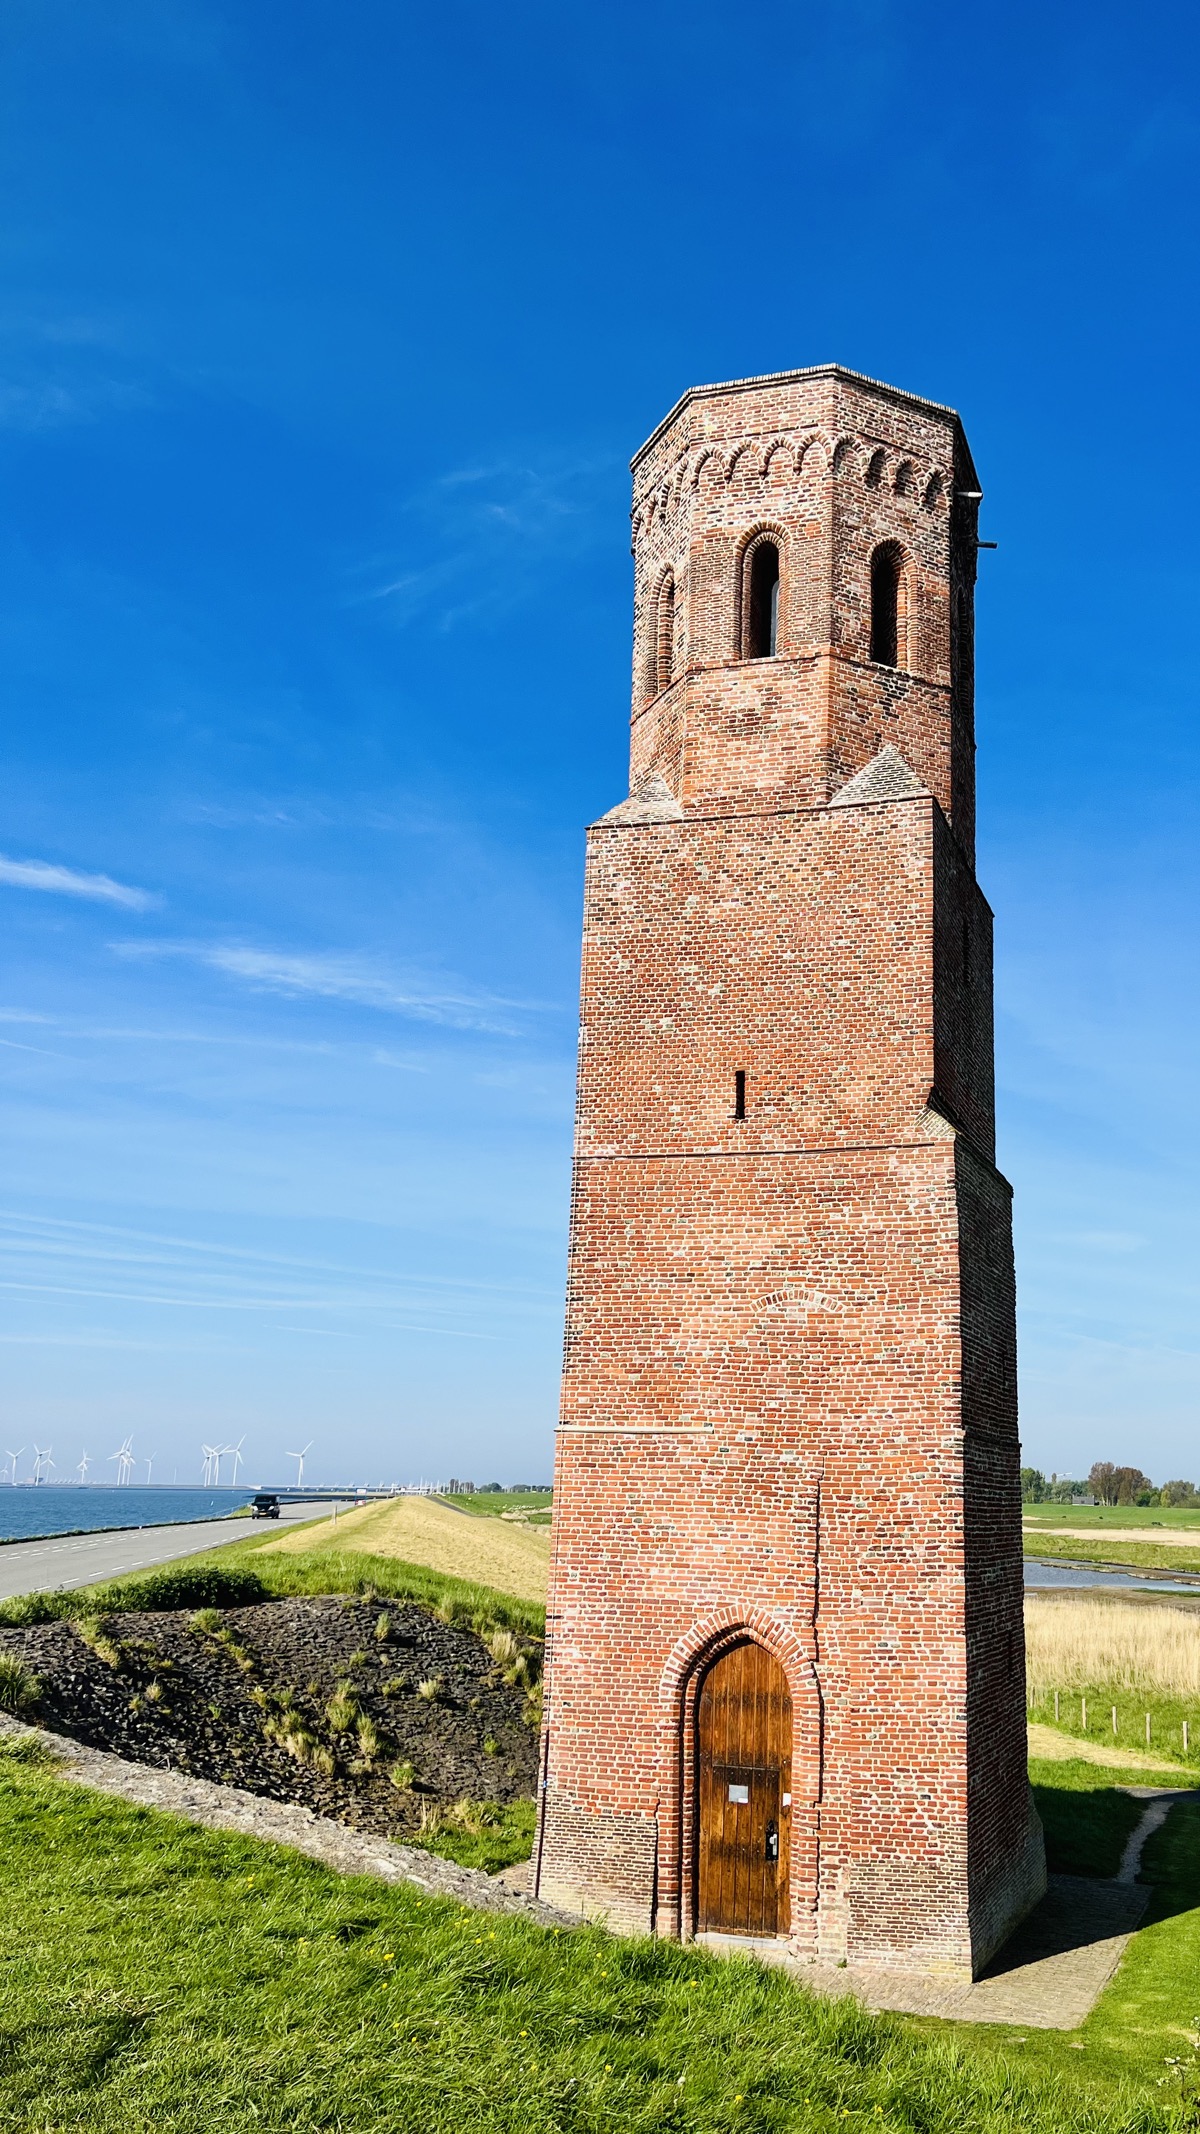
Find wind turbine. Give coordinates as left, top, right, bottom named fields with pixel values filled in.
left=286, top=1441, right=313, bottom=1490
left=201, top=1444, right=217, bottom=1487
left=227, top=1435, right=246, bottom=1486
left=4, top=1448, right=24, bottom=1486
left=144, top=1456, right=153, bottom=1486
left=76, top=1450, right=90, bottom=1484
left=32, top=1445, right=53, bottom=1485
left=108, top=1437, right=133, bottom=1485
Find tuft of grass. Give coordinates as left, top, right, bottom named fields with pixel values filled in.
left=408, top=1796, right=537, bottom=1875
left=74, top=1617, right=124, bottom=1670
left=325, top=1685, right=359, bottom=1734
left=262, top=1714, right=335, bottom=1774
left=388, top=1757, right=416, bottom=1793
left=374, top=1612, right=391, bottom=1642
left=190, top=1607, right=224, bottom=1634
left=415, top=1675, right=443, bottom=1703
left=0, top=1654, right=41, bottom=1714
left=353, top=1715, right=382, bottom=1769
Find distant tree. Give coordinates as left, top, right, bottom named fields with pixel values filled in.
left=1161, top=1479, right=1200, bottom=1507
left=1089, top=1461, right=1118, bottom=1505
left=1049, top=1477, right=1083, bottom=1502
left=1113, top=1466, right=1153, bottom=1506
left=1020, top=1467, right=1048, bottom=1503
left=480, top=1482, right=503, bottom=1493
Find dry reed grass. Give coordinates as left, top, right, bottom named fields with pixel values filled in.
left=1025, top=1592, right=1200, bottom=1698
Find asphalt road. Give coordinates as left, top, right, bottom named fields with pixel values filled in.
left=0, top=1500, right=349, bottom=1601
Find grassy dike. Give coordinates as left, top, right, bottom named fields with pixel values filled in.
left=0, top=1519, right=546, bottom=1639
left=0, top=1732, right=1174, bottom=2134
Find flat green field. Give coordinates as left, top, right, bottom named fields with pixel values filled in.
left=1024, top=1506, right=1200, bottom=1530
left=442, top=1492, right=553, bottom=1521
left=0, top=1734, right=1185, bottom=2134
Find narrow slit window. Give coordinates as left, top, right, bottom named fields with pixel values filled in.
left=655, top=574, right=675, bottom=694
left=869, top=542, right=905, bottom=668
left=745, top=541, right=780, bottom=658
left=734, top=1070, right=747, bottom=1120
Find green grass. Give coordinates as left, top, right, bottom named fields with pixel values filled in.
left=0, top=1742, right=1173, bottom=2134
left=1028, top=1754, right=1167, bottom=1877
left=1024, top=1506, right=1200, bottom=1531
left=934, top=1755, right=1200, bottom=2113
left=1028, top=1688, right=1200, bottom=1771
left=0, top=1530, right=546, bottom=1641
left=408, top=1798, right=537, bottom=1874
left=443, top=1491, right=553, bottom=1523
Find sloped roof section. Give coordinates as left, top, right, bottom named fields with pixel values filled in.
left=595, top=774, right=685, bottom=826
left=829, top=745, right=930, bottom=808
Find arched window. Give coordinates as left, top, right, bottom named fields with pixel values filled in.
left=741, top=537, right=780, bottom=658
left=655, top=573, right=675, bottom=694
left=870, top=542, right=908, bottom=668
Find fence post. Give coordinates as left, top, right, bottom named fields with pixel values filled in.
left=1112, top=1706, right=1118, bottom=1736
left=1054, top=1691, right=1060, bottom=1724
left=1146, top=1712, right=1152, bottom=1745
left=1185, top=1721, right=1190, bottom=1755
left=1082, top=1696, right=1088, bottom=1731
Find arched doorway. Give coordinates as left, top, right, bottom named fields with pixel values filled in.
left=696, top=1641, right=792, bottom=1935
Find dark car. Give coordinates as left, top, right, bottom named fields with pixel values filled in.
left=251, top=1493, right=281, bottom=1520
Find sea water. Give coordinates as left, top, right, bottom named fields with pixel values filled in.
left=0, top=1486, right=253, bottom=1544
left=1025, top=1556, right=1200, bottom=1597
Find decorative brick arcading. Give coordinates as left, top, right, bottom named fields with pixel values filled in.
left=537, top=366, right=1045, bottom=1978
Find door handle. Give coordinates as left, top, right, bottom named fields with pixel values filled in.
left=765, top=1820, right=779, bottom=1862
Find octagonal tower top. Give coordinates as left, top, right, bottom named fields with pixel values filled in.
left=627, top=366, right=983, bottom=860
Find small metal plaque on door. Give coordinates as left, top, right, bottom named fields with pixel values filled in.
left=727, top=1783, right=749, bottom=1803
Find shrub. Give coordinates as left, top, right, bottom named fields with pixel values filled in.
left=0, top=1655, right=41, bottom=1714
left=95, top=1566, right=268, bottom=1613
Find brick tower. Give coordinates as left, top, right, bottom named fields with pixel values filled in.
left=533, top=365, right=1045, bottom=1978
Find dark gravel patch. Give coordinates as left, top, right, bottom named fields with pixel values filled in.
left=0, top=1596, right=538, bottom=1839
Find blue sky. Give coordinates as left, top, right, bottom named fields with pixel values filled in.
left=1, top=0, right=1197, bottom=1490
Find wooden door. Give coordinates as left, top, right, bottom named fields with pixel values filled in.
left=697, top=1642, right=791, bottom=1936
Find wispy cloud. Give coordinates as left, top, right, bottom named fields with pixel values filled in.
left=110, top=939, right=546, bottom=1032
left=352, top=453, right=616, bottom=631
left=0, top=854, right=157, bottom=910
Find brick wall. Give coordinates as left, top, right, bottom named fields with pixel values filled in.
left=537, top=366, right=1044, bottom=1977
